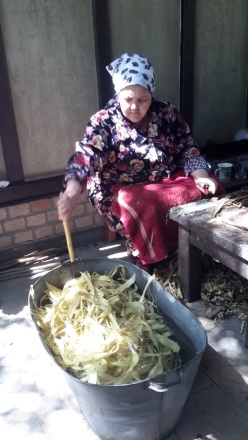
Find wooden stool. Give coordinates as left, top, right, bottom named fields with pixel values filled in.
left=104, top=219, right=117, bottom=242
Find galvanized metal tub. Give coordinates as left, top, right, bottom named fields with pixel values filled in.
left=29, top=259, right=207, bottom=440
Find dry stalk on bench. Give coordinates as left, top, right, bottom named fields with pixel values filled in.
left=212, top=190, right=248, bottom=218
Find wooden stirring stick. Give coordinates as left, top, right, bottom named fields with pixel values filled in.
left=63, top=220, right=75, bottom=263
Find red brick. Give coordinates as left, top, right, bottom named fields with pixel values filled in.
left=55, top=221, right=73, bottom=235
left=47, top=210, right=59, bottom=222
left=0, top=207, right=7, bottom=220
left=80, top=192, right=87, bottom=202
left=94, top=214, right=105, bottom=226
left=52, top=195, right=60, bottom=208
left=26, top=213, right=46, bottom=227
left=0, top=235, right=12, bottom=248
left=9, top=203, right=30, bottom=218
left=73, top=204, right=85, bottom=216
left=30, top=198, right=51, bottom=212
left=34, top=226, right=54, bottom=239
left=75, top=216, right=93, bottom=229
left=55, top=223, right=64, bottom=235
left=69, top=221, right=78, bottom=233
left=86, top=202, right=95, bottom=213
left=4, top=218, right=26, bottom=232
left=14, top=230, right=33, bottom=244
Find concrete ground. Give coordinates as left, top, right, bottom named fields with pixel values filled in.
left=1, top=238, right=248, bottom=440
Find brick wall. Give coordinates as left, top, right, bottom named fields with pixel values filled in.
left=0, top=192, right=105, bottom=250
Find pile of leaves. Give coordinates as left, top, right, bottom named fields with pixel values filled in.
left=154, top=252, right=248, bottom=333
left=200, top=255, right=248, bottom=332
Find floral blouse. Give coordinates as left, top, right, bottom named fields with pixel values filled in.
left=64, top=96, right=208, bottom=217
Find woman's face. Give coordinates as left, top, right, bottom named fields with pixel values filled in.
left=118, top=85, right=152, bottom=124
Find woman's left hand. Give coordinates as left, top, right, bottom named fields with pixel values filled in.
left=194, top=177, right=217, bottom=195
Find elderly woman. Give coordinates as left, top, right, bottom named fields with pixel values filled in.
left=58, top=53, right=225, bottom=271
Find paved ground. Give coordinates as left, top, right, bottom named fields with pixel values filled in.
left=1, top=238, right=248, bottom=440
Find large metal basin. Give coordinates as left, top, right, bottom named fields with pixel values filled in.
left=29, top=259, right=207, bottom=440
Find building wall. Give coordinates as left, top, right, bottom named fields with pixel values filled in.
left=0, top=193, right=104, bottom=250
left=0, top=0, right=102, bottom=251
left=95, top=0, right=181, bottom=107
left=96, top=0, right=248, bottom=148
left=193, top=0, right=248, bottom=147
left=0, top=0, right=247, bottom=252
left=0, top=0, right=99, bottom=180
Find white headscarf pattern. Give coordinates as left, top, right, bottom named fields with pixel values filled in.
left=106, top=53, right=155, bottom=94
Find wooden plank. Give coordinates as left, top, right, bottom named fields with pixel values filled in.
left=0, top=21, right=24, bottom=182
left=176, top=389, right=248, bottom=439
left=172, top=346, right=248, bottom=439
left=246, top=59, right=248, bottom=128
left=200, top=345, right=248, bottom=409
left=180, top=0, right=196, bottom=128
left=188, top=382, right=248, bottom=439
left=0, top=175, right=63, bottom=207
left=173, top=397, right=223, bottom=439
left=91, top=0, right=103, bottom=109
left=92, top=0, right=112, bottom=108
left=170, top=204, right=248, bottom=261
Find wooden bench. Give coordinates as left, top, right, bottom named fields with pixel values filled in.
left=170, top=199, right=248, bottom=348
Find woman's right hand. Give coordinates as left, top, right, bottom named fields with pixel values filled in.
left=57, top=179, right=82, bottom=221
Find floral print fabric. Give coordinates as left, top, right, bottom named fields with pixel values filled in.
left=64, top=96, right=209, bottom=231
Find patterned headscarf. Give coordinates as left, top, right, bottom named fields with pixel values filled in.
left=106, top=53, right=155, bottom=94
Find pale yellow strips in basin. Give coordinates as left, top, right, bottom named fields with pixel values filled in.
left=33, top=266, right=180, bottom=385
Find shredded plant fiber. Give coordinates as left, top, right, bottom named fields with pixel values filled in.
left=32, top=266, right=180, bottom=385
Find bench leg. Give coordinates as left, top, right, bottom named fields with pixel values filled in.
left=245, top=321, right=248, bottom=349
left=178, top=226, right=202, bottom=303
